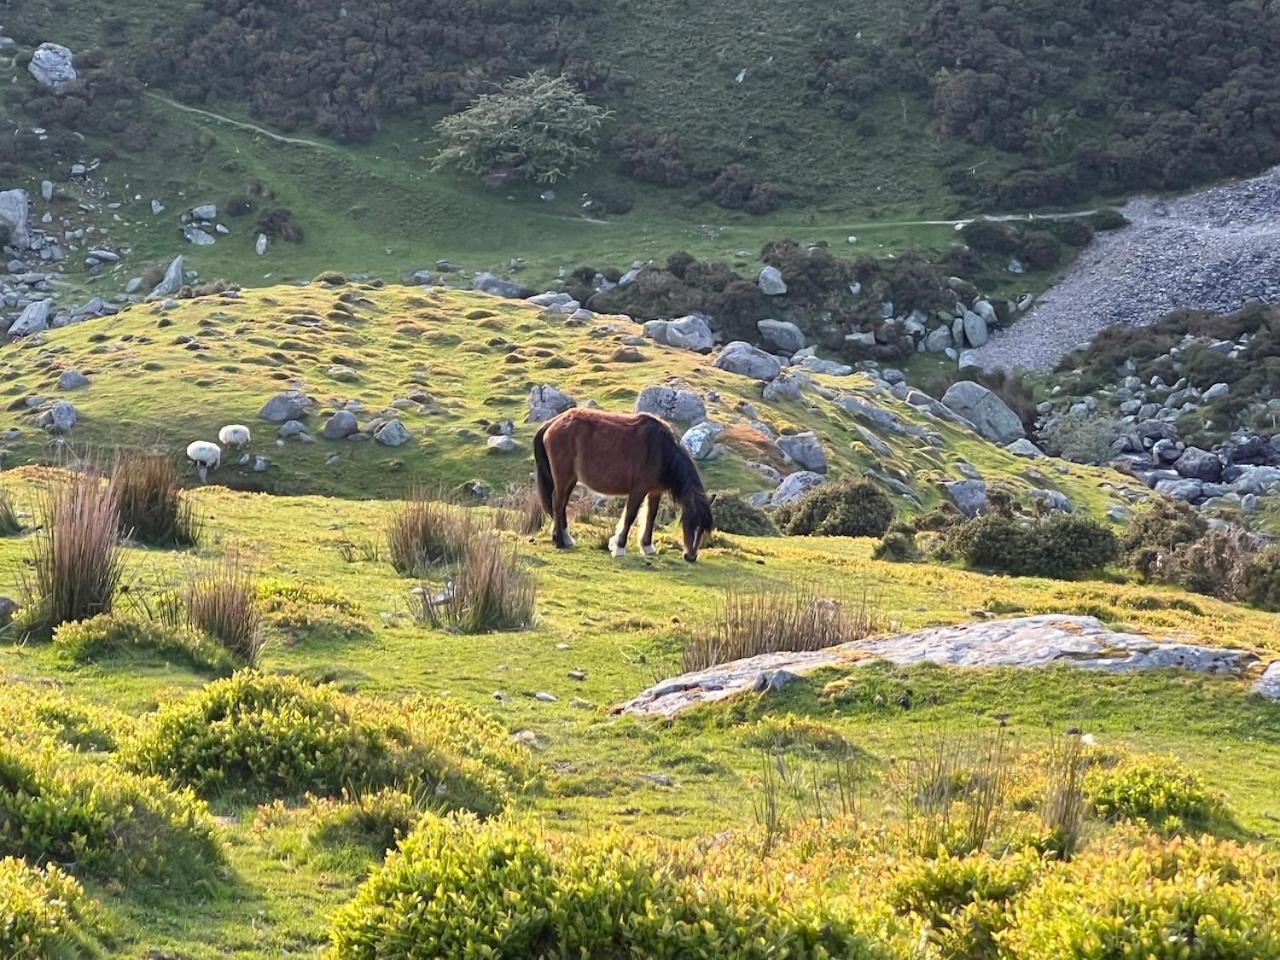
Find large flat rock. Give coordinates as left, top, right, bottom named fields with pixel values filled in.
left=615, top=615, right=1261, bottom=718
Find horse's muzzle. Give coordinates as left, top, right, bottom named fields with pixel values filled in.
left=683, top=552, right=697, bottom=563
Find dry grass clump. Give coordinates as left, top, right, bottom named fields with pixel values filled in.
left=112, top=452, right=202, bottom=547
left=387, top=494, right=478, bottom=575
left=412, top=530, right=537, bottom=634
left=20, top=473, right=125, bottom=638
left=184, top=561, right=264, bottom=666
left=682, top=580, right=883, bottom=672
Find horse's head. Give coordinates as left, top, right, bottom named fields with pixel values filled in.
left=681, top=492, right=716, bottom=563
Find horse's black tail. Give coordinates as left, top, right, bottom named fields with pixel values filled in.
left=533, top=424, right=554, bottom=515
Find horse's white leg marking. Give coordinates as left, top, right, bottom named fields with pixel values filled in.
left=636, top=498, right=658, bottom=555
left=609, top=510, right=628, bottom=557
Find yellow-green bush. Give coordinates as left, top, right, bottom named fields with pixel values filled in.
left=0, top=742, right=220, bottom=881
left=0, top=677, right=132, bottom=752
left=740, top=714, right=852, bottom=754
left=329, top=814, right=888, bottom=960
left=1085, top=758, right=1226, bottom=833
left=255, top=579, right=372, bottom=644
left=0, top=857, right=101, bottom=958
left=1001, top=836, right=1280, bottom=958
left=122, top=672, right=531, bottom=810
left=52, top=612, right=236, bottom=675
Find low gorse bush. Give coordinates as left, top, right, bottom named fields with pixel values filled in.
left=711, top=493, right=777, bottom=537
left=942, top=514, right=1117, bottom=579
left=0, top=741, right=221, bottom=881
left=0, top=857, right=101, bottom=958
left=1085, top=758, right=1227, bottom=834
left=328, top=814, right=884, bottom=960
left=52, top=611, right=236, bottom=674
left=777, top=479, right=895, bottom=538
left=255, top=579, right=372, bottom=644
left=0, top=678, right=132, bottom=752
left=122, top=672, right=532, bottom=811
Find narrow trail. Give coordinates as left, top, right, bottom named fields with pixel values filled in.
left=145, top=92, right=334, bottom=149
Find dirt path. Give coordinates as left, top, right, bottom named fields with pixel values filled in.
left=146, top=92, right=334, bottom=149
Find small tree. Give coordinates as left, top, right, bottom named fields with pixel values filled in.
left=432, top=72, right=610, bottom=184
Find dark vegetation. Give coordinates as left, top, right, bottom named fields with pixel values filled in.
left=815, top=0, right=1280, bottom=207
left=776, top=480, right=895, bottom=539
left=112, top=453, right=202, bottom=547
left=580, top=241, right=1000, bottom=362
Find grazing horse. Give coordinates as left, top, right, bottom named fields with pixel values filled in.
left=533, top=408, right=716, bottom=562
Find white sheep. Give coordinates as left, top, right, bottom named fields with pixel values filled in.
left=186, top=440, right=221, bottom=483
left=218, top=424, right=251, bottom=449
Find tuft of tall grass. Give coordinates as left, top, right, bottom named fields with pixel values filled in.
left=412, top=532, right=536, bottom=634
left=185, top=561, right=264, bottom=666
left=387, top=494, right=475, bottom=576
left=682, top=580, right=883, bottom=672
left=112, top=452, right=202, bottom=547
left=1040, top=729, right=1089, bottom=860
left=20, top=473, right=125, bottom=638
left=0, top=490, right=24, bottom=536
left=493, top=482, right=545, bottom=536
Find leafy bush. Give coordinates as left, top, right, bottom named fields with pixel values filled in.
left=1039, top=410, right=1121, bottom=464
left=1085, top=759, right=1226, bottom=833
left=959, top=220, right=1018, bottom=254
left=112, top=452, right=202, bottom=547
left=308, top=786, right=432, bottom=852
left=1089, top=208, right=1130, bottom=231
left=433, top=73, right=609, bottom=183
left=122, top=672, right=530, bottom=810
left=1241, top=548, right=1280, bottom=612
left=0, top=679, right=131, bottom=753
left=0, top=742, right=221, bottom=881
left=684, top=580, right=882, bottom=671
left=1121, top=501, right=1207, bottom=580
left=0, top=857, right=101, bottom=958
left=255, top=579, right=372, bottom=644
left=411, top=532, right=536, bottom=634
left=329, top=814, right=883, bottom=960
left=1163, top=527, right=1256, bottom=601
left=19, top=474, right=124, bottom=640
left=873, top=530, right=921, bottom=563
left=185, top=561, right=264, bottom=666
left=944, top=515, right=1117, bottom=579
left=711, top=493, right=777, bottom=537
left=52, top=612, right=235, bottom=674
left=777, top=479, right=895, bottom=538
left=1002, top=836, right=1280, bottom=959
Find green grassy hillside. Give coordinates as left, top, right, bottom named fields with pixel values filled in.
left=0, top=281, right=1135, bottom=515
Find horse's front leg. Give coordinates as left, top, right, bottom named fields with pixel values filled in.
left=639, top=491, right=662, bottom=556
left=609, top=491, right=645, bottom=558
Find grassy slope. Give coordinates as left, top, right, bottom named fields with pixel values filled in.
left=1, top=282, right=1132, bottom=514
left=2, top=471, right=1280, bottom=956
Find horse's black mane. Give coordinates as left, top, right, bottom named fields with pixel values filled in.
left=638, top=414, right=704, bottom=500
left=639, top=415, right=714, bottom=534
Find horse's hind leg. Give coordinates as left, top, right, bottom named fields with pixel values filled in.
left=552, top=475, right=576, bottom=549
left=609, top=491, right=645, bottom=558
left=639, top=491, right=661, bottom=556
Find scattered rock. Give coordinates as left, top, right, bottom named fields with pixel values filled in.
left=527, top=384, right=576, bottom=422
left=149, top=256, right=185, bottom=299
left=322, top=411, right=359, bottom=440
left=940, top=381, right=1025, bottom=445
left=757, top=319, right=805, bottom=355
left=769, top=471, right=826, bottom=506
left=777, top=432, right=827, bottom=472
left=0, top=190, right=30, bottom=249
left=758, top=265, right=787, bottom=296
left=57, top=370, right=89, bottom=391
left=681, top=421, right=723, bottom=460
left=642, top=315, right=715, bottom=353
left=472, top=272, right=529, bottom=299
left=374, top=419, right=412, bottom=447
left=7, top=300, right=50, bottom=338
left=28, top=43, right=77, bottom=94
left=487, top=435, right=518, bottom=453
left=1253, top=662, right=1280, bottom=700
left=714, top=341, right=782, bottom=381
left=634, top=385, right=706, bottom=423
left=258, top=392, right=308, bottom=423
left=943, top=479, right=988, bottom=517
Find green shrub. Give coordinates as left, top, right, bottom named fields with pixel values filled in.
left=0, top=679, right=131, bottom=752
left=433, top=72, right=609, bottom=183
left=1241, top=548, right=1280, bottom=611
left=122, top=672, right=531, bottom=810
left=959, top=220, right=1018, bottom=254
left=944, top=514, right=1116, bottom=579
left=1002, top=837, right=1280, bottom=959
left=873, top=530, right=921, bottom=562
left=329, top=815, right=883, bottom=960
left=1085, top=759, right=1226, bottom=833
left=1121, top=501, right=1207, bottom=580
left=0, top=742, right=221, bottom=881
left=778, top=479, right=895, bottom=538
left=52, top=612, right=236, bottom=674
left=0, top=857, right=101, bottom=958
left=308, top=786, right=431, bottom=853
left=711, top=493, right=777, bottom=537
left=740, top=714, right=851, bottom=755
left=256, top=579, right=372, bottom=643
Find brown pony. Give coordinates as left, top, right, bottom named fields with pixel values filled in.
left=533, top=409, right=716, bottom=562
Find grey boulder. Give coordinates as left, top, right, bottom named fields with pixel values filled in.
left=635, top=385, right=706, bottom=423
left=259, top=391, right=309, bottom=423
left=7, top=300, right=50, bottom=338
left=757, top=319, right=805, bottom=355
left=943, top=479, right=988, bottom=517
left=758, top=265, right=787, bottom=296
left=941, top=381, right=1025, bottom=445
left=714, top=341, right=782, bottom=381
left=681, top=422, right=723, bottom=460
left=1173, top=447, right=1222, bottom=482
left=770, top=471, right=826, bottom=506
left=0, top=189, right=30, bottom=249
left=374, top=419, right=412, bottom=447
left=777, top=432, right=827, bottom=473
left=322, top=411, right=359, bottom=439
left=472, top=272, right=529, bottom=299
left=642, top=315, right=714, bottom=353
left=527, top=385, right=576, bottom=422
left=28, top=43, right=77, bottom=94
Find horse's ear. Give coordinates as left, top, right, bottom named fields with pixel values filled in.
left=707, top=493, right=719, bottom=506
